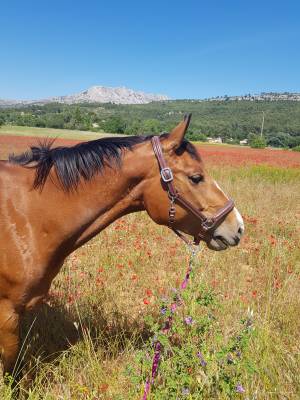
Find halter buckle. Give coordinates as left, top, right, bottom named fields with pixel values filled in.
left=161, top=167, right=173, bottom=183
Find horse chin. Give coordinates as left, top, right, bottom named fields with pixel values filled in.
left=206, top=237, right=229, bottom=251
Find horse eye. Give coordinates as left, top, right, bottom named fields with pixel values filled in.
left=189, top=174, right=204, bottom=184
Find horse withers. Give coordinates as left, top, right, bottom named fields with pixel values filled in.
left=0, top=114, right=244, bottom=381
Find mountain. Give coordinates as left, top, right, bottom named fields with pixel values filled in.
left=49, top=86, right=169, bottom=104
left=2, top=89, right=300, bottom=108
left=0, top=86, right=169, bottom=106
left=0, top=99, right=31, bottom=107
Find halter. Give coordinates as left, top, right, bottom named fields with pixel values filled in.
left=151, top=136, right=235, bottom=245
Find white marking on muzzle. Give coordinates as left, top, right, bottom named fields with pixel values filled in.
left=214, top=180, right=225, bottom=195
left=233, top=207, right=244, bottom=232
left=214, top=180, right=244, bottom=233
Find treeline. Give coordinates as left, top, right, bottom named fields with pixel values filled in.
left=1, top=100, right=300, bottom=148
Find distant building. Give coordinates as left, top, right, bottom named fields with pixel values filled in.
left=239, top=139, right=248, bottom=145
left=92, top=123, right=99, bottom=128
left=207, top=137, right=223, bottom=144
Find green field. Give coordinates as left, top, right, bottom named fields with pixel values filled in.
left=0, top=125, right=111, bottom=140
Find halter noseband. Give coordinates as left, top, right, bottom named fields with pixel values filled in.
left=151, top=136, right=235, bottom=245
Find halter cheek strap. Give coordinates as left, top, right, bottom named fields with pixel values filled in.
left=151, top=136, right=235, bottom=245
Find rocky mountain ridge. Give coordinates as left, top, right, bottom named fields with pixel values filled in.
left=1, top=89, right=300, bottom=107
left=0, top=86, right=169, bottom=106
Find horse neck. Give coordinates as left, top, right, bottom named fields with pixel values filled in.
left=42, top=142, right=152, bottom=251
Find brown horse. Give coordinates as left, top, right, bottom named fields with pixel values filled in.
left=0, top=115, right=244, bottom=380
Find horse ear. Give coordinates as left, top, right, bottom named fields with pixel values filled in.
left=165, top=113, right=192, bottom=151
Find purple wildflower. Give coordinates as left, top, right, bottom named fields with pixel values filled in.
left=170, top=303, right=177, bottom=313
left=197, top=352, right=207, bottom=367
left=151, top=342, right=161, bottom=382
left=227, top=354, right=234, bottom=364
left=184, top=316, right=193, bottom=325
left=182, top=387, right=190, bottom=396
left=151, top=335, right=158, bottom=345
left=160, top=307, right=167, bottom=315
left=235, top=383, right=245, bottom=393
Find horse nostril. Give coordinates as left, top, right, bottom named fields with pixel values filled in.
left=238, top=226, right=243, bottom=235
left=234, top=236, right=240, bottom=245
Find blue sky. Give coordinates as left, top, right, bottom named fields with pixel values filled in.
left=1, top=0, right=299, bottom=99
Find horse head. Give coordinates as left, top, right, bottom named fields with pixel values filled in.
left=142, top=115, right=244, bottom=250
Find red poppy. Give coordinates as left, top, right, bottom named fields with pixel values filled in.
left=98, top=383, right=109, bottom=392
left=146, top=289, right=153, bottom=297
left=274, top=279, right=282, bottom=289
left=96, top=278, right=103, bottom=286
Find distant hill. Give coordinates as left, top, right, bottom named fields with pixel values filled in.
left=205, top=92, right=300, bottom=102
left=1, top=94, right=300, bottom=149
left=2, top=90, right=300, bottom=108
left=0, top=86, right=169, bottom=106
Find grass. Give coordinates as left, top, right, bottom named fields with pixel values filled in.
left=212, top=164, right=300, bottom=183
left=0, top=125, right=111, bottom=140
left=0, top=160, right=300, bottom=398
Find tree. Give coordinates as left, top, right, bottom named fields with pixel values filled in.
left=103, top=116, right=126, bottom=133
left=124, top=120, right=143, bottom=135
left=186, top=132, right=207, bottom=142
left=142, top=119, right=161, bottom=134
left=0, top=115, right=5, bottom=126
left=267, top=136, right=285, bottom=148
left=286, top=135, right=300, bottom=148
left=248, top=133, right=266, bottom=148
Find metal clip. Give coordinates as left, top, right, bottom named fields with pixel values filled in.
left=188, top=242, right=201, bottom=261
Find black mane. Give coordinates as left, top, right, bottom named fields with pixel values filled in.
left=9, top=134, right=199, bottom=191
left=9, top=135, right=152, bottom=191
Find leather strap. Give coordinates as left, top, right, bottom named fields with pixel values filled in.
left=151, top=136, right=235, bottom=244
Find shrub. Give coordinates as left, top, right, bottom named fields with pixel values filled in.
left=142, top=119, right=162, bottom=134
left=187, top=132, right=207, bottom=142
left=267, top=136, right=286, bottom=148
left=248, top=134, right=266, bottom=148
left=102, top=116, right=126, bottom=133
left=292, top=145, right=300, bottom=152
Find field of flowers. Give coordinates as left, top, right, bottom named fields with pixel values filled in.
left=198, top=144, right=300, bottom=169
left=1, top=132, right=300, bottom=168
left=0, top=136, right=300, bottom=399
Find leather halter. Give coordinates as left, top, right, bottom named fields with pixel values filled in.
left=151, top=136, right=235, bottom=245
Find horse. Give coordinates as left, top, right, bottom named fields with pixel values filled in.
left=0, top=114, right=244, bottom=382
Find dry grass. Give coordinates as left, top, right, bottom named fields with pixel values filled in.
left=0, top=163, right=299, bottom=399
left=0, top=125, right=105, bottom=140
left=0, top=125, right=120, bottom=160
